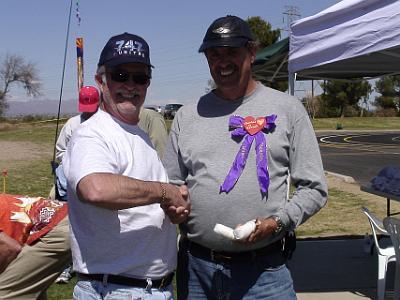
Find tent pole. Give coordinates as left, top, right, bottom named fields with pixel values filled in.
left=311, top=80, right=314, bottom=98
left=289, top=72, right=295, bottom=96
left=271, top=53, right=289, bottom=82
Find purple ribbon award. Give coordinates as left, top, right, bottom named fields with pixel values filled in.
left=220, top=114, right=277, bottom=194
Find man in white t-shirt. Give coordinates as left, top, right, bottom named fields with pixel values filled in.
left=63, top=32, right=191, bottom=300
left=53, top=85, right=100, bottom=285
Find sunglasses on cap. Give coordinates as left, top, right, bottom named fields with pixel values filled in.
left=108, top=71, right=150, bottom=85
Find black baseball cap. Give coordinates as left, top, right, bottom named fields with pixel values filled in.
left=98, top=32, right=153, bottom=68
left=198, top=15, right=254, bottom=52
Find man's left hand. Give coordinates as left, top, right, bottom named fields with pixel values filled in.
left=243, top=218, right=278, bottom=243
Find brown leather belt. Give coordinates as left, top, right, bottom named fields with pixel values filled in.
left=187, top=240, right=282, bottom=264
left=77, top=272, right=174, bottom=289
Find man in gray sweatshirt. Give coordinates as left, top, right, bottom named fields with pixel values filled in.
left=163, top=15, right=328, bottom=299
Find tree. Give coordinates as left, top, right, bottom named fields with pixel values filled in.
left=246, top=17, right=287, bottom=92
left=320, top=80, right=372, bottom=117
left=302, top=94, right=323, bottom=119
left=374, top=75, right=400, bottom=114
left=0, top=54, right=41, bottom=116
left=246, top=16, right=281, bottom=49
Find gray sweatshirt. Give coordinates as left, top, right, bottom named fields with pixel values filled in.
left=163, top=83, right=327, bottom=251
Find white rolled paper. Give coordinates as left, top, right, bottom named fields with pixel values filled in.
left=214, top=220, right=256, bottom=241
left=213, top=223, right=235, bottom=240
left=233, top=220, right=256, bottom=240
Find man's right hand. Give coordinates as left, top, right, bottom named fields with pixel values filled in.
left=161, top=184, right=191, bottom=224
left=0, top=232, right=22, bottom=274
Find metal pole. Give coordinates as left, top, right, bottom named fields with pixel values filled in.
left=289, top=72, right=295, bottom=96
left=51, top=0, right=73, bottom=172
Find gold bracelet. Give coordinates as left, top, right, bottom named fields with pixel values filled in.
left=159, top=182, right=166, bottom=204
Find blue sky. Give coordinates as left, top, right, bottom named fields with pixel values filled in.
left=0, top=0, right=341, bottom=110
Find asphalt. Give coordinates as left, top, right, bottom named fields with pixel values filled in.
left=317, top=130, right=400, bottom=186
left=292, top=238, right=397, bottom=300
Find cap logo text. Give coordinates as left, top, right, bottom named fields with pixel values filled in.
left=212, top=27, right=231, bottom=34
left=114, top=40, right=145, bottom=58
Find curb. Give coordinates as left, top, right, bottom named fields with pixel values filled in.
left=325, top=171, right=356, bottom=184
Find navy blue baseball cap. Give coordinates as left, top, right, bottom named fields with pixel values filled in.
left=199, top=15, right=254, bottom=52
left=98, top=32, right=153, bottom=68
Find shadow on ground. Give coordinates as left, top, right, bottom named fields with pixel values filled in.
left=290, top=237, right=396, bottom=300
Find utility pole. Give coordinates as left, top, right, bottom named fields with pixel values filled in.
left=283, top=6, right=306, bottom=108
left=282, top=5, right=301, bottom=34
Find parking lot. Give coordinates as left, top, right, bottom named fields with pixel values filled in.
left=318, top=131, right=400, bottom=185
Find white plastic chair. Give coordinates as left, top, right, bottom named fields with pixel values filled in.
left=362, top=207, right=396, bottom=300
left=383, top=217, right=400, bottom=300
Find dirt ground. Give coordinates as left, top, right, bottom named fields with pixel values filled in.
left=0, top=141, right=52, bottom=161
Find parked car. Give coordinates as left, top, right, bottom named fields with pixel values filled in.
left=144, top=105, right=157, bottom=111
left=144, top=105, right=163, bottom=114
left=163, top=103, right=183, bottom=119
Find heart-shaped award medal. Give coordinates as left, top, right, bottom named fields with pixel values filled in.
left=243, top=116, right=266, bottom=135
left=220, top=114, right=277, bottom=194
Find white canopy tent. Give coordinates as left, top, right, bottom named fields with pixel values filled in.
left=288, top=0, right=400, bottom=95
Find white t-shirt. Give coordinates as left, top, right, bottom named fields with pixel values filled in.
left=63, top=109, right=177, bottom=278
left=56, top=114, right=82, bottom=162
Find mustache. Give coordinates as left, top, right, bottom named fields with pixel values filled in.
left=115, top=89, right=141, bottom=97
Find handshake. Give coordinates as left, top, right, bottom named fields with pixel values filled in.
left=159, top=183, right=191, bottom=224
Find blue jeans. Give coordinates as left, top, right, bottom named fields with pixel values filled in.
left=177, top=242, right=297, bottom=300
left=73, top=279, right=174, bottom=300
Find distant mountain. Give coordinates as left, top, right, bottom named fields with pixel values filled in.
left=4, top=98, right=79, bottom=117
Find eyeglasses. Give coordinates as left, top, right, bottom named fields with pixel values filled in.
left=108, top=71, right=150, bottom=85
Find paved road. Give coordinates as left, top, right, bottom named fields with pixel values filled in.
left=317, top=130, right=400, bottom=185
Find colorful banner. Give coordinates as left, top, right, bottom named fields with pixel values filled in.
left=76, top=37, right=84, bottom=91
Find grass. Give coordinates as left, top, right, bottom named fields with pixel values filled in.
left=296, top=188, right=400, bottom=237
left=1, top=116, right=399, bottom=299
left=311, top=116, right=400, bottom=130
left=4, top=159, right=54, bottom=196
left=0, top=123, right=57, bottom=196
left=47, top=278, right=77, bottom=300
